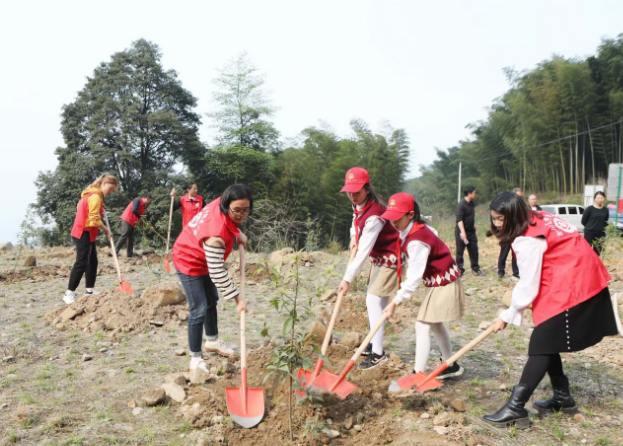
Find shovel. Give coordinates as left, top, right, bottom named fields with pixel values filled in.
left=103, top=211, right=134, bottom=295
left=389, top=325, right=496, bottom=394
left=309, top=312, right=390, bottom=400
left=164, top=195, right=174, bottom=273
left=226, top=246, right=265, bottom=428
left=296, top=247, right=358, bottom=401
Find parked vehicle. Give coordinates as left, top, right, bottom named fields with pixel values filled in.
left=608, top=208, right=623, bottom=232
left=539, top=204, right=585, bottom=232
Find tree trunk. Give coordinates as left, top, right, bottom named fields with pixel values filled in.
left=586, top=116, right=596, bottom=183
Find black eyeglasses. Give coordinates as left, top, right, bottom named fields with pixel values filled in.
left=229, top=207, right=251, bottom=217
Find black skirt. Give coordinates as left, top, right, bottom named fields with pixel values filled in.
left=528, top=287, right=618, bottom=355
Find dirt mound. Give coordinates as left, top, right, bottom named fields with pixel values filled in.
left=580, top=335, right=623, bottom=366
left=44, top=288, right=188, bottom=334
left=0, top=263, right=72, bottom=284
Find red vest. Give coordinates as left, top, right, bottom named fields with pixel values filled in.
left=120, top=199, right=146, bottom=227
left=181, top=194, right=204, bottom=227
left=172, top=197, right=240, bottom=276
left=354, top=202, right=400, bottom=267
left=70, top=192, right=103, bottom=242
left=401, top=225, right=460, bottom=287
left=523, top=213, right=610, bottom=326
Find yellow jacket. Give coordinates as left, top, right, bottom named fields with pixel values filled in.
left=79, top=187, right=104, bottom=228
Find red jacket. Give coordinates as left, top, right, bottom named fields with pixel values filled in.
left=354, top=201, right=400, bottom=267
left=181, top=194, right=204, bottom=227
left=120, top=199, right=146, bottom=227
left=400, top=224, right=460, bottom=287
left=524, top=213, right=610, bottom=326
left=70, top=192, right=103, bottom=242
left=172, top=197, right=240, bottom=276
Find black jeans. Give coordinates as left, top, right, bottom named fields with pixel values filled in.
left=115, top=220, right=135, bottom=256
left=455, top=229, right=479, bottom=273
left=584, top=230, right=605, bottom=256
left=177, top=271, right=219, bottom=353
left=68, top=231, right=98, bottom=291
left=498, top=244, right=519, bottom=276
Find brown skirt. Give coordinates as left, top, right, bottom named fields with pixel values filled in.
left=368, top=265, right=399, bottom=299
left=417, top=278, right=465, bottom=323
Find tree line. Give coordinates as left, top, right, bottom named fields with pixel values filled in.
left=408, top=34, right=623, bottom=216
left=34, top=39, right=409, bottom=250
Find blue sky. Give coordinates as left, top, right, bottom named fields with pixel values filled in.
left=1, top=0, right=622, bottom=243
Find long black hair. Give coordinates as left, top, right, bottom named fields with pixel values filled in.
left=488, top=192, right=541, bottom=245
left=220, top=184, right=253, bottom=216
left=411, top=196, right=426, bottom=224
left=363, top=183, right=386, bottom=207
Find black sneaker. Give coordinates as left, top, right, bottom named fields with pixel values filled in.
left=437, top=361, right=464, bottom=380
left=358, top=351, right=388, bottom=370
left=497, top=272, right=505, bottom=279
left=359, top=343, right=373, bottom=356
left=473, top=269, right=486, bottom=277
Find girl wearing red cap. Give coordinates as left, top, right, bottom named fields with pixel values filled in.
left=381, top=192, right=466, bottom=379
left=482, top=192, right=616, bottom=428
left=337, top=167, right=400, bottom=370
left=63, top=174, right=119, bottom=304
left=172, top=184, right=251, bottom=373
left=170, top=182, right=205, bottom=227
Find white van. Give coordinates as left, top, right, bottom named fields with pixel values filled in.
left=539, top=204, right=585, bottom=233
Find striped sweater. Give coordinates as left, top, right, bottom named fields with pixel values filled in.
left=203, top=242, right=238, bottom=300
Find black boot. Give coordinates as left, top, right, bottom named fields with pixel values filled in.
left=533, top=375, right=578, bottom=415
left=483, top=384, right=531, bottom=428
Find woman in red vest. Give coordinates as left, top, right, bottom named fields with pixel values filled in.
left=337, top=167, right=400, bottom=370
left=63, top=174, right=119, bottom=304
left=381, top=193, right=466, bottom=379
left=172, top=184, right=250, bottom=373
left=484, top=192, right=617, bottom=428
left=115, top=193, right=152, bottom=258
left=170, top=182, right=205, bottom=227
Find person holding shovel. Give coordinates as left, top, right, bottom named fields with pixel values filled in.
left=170, top=182, right=205, bottom=227
left=380, top=192, right=466, bottom=379
left=63, top=174, right=119, bottom=304
left=483, top=192, right=617, bottom=428
left=115, top=193, right=153, bottom=258
left=337, top=167, right=400, bottom=370
left=172, top=184, right=250, bottom=373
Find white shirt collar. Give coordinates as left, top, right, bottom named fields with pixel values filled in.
left=399, top=221, right=414, bottom=241
left=355, top=203, right=364, bottom=211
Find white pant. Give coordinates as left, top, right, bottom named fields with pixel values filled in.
left=366, top=293, right=389, bottom=355
left=414, top=321, right=453, bottom=373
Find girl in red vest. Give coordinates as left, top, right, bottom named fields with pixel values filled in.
left=381, top=193, right=466, bottom=379
left=337, top=167, right=400, bottom=370
left=484, top=192, right=617, bottom=428
left=172, top=184, right=250, bottom=373
left=63, top=175, right=119, bottom=304
left=115, top=193, right=152, bottom=258
left=170, top=182, right=205, bottom=227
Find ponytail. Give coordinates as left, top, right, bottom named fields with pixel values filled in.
left=363, top=184, right=386, bottom=207
left=88, top=174, right=119, bottom=191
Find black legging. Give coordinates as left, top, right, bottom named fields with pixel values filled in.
left=584, top=230, right=605, bottom=256
left=68, top=231, right=98, bottom=291
left=519, top=354, right=564, bottom=393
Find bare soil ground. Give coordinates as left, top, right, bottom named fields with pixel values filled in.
left=1, top=238, right=623, bottom=446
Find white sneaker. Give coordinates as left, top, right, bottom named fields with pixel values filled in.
left=63, top=291, right=76, bottom=305
left=84, top=289, right=101, bottom=296
left=189, top=357, right=210, bottom=374
left=203, top=339, right=234, bottom=357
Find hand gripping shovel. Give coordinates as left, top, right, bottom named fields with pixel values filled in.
left=309, top=312, right=390, bottom=400
left=164, top=196, right=174, bottom=273
left=226, top=246, right=265, bottom=428
left=389, top=325, right=496, bottom=394
left=103, top=211, right=134, bottom=295
left=296, top=248, right=358, bottom=401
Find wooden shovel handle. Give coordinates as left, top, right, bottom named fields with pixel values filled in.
left=320, top=247, right=358, bottom=355
left=103, top=211, right=123, bottom=284
left=165, top=196, right=174, bottom=257
left=445, top=325, right=496, bottom=366
left=239, top=246, right=247, bottom=371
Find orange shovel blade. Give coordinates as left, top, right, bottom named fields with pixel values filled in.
left=117, top=280, right=134, bottom=296
left=415, top=377, right=444, bottom=393
left=226, top=387, right=265, bottom=428
left=295, top=368, right=314, bottom=401
left=164, top=256, right=171, bottom=273
left=388, top=371, right=429, bottom=393
left=309, top=370, right=358, bottom=400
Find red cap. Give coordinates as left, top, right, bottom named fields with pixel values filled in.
left=340, top=167, right=370, bottom=192
left=381, top=192, right=415, bottom=221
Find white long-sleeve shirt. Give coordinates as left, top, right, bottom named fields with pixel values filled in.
left=343, top=204, right=384, bottom=283
left=498, top=236, right=548, bottom=326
